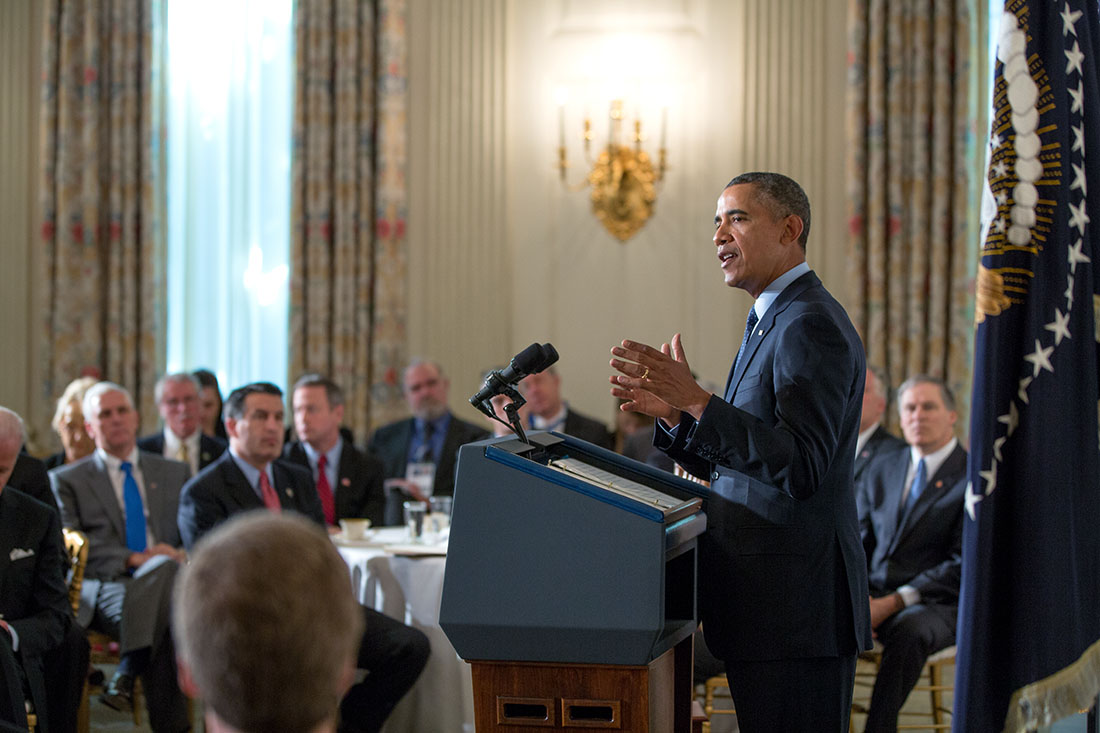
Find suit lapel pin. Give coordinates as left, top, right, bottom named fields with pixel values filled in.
left=202, top=452, right=210, bottom=461
left=341, top=478, right=351, bottom=487
left=935, top=480, right=943, bottom=488
left=286, top=488, right=294, bottom=497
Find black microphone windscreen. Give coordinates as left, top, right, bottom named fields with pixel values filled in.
left=510, top=343, right=546, bottom=373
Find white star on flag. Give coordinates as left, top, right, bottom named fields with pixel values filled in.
left=994, top=434, right=1008, bottom=461
left=1061, top=3, right=1083, bottom=35
left=1069, top=198, right=1090, bottom=234
left=965, top=481, right=983, bottom=521
left=995, top=190, right=1009, bottom=206
left=1065, top=275, right=1075, bottom=308
left=1072, top=123, right=1085, bottom=153
left=980, top=460, right=999, bottom=496
left=1068, top=238, right=1091, bottom=274
left=998, top=401, right=1021, bottom=436
left=1069, top=80, right=1085, bottom=114
left=1066, top=40, right=1085, bottom=76
left=990, top=133, right=1003, bottom=151
left=1071, top=162, right=1088, bottom=196
left=1045, top=309, right=1072, bottom=345
left=1023, top=339, right=1055, bottom=378
left=992, top=160, right=1008, bottom=178
left=1017, top=376, right=1033, bottom=405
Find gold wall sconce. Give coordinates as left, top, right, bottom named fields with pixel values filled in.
left=556, top=96, right=668, bottom=242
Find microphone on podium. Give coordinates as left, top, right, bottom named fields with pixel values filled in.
left=469, top=343, right=558, bottom=444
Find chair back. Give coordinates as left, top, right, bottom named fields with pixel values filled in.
left=61, top=528, right=88, bottom=617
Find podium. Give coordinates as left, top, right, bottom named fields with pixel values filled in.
left=441, top=431, right=707, bottom=731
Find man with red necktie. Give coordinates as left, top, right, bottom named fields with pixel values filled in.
left=284, top=374, right=386, bottom=528
left=178, top=381, right=429, bottom=733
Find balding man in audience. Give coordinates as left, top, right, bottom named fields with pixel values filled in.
left=179, top=382, right=429, bottom=733
left=138, top=372, right=226, bottom=475
left=50, top=382, right=190, bottom=731
left=284, top=374, right=385, bottom=527
left=0, top=408, right=70, bottom=733
left=856, top=375, right=966, bottom=732
left=174, top=512, right=363, bottom=733
left=367, top=360, right=488, bottom=522
left=855, top=367, right=905, bottom=488
left=520, top=367, right=614, bottom=449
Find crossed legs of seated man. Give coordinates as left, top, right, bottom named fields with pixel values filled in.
left=340, top=606, right=431, bottom=733
left=863, top=602, right=954, bottom=732
left=91, top=566, right=190, bottom=732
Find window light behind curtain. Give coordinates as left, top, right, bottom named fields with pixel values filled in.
left=165, top=0, right=294, bottom=392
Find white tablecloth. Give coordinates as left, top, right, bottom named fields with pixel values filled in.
left=335, top=527, right=474, bottom=733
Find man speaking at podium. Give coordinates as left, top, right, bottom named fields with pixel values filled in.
left=610, top=172, right=871, bottom=732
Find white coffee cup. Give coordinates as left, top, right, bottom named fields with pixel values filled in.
left=339, top=518, right=372, bottom=541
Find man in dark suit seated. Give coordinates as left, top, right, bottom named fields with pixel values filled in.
left=138, top=372, right=227, bottom=476
left=855, top=366, right=906, bottom=488
left=49, top=382, right=190, bottom=731
left=367, top=361, right=488, bottom=523
left=174, top=512, right=364, bottom=733
left=0, top=408, right=71, bottom=733
left=520, top=367, right=614, bottom=449
left=179, top=382, right=429, bottom=733
left=284, top=374, right=385, bottom=527
left=610, top=172, right=872, bottom=731
left=856, top=375, right=967, bottom=732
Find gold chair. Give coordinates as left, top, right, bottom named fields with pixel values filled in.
left=700, top=674, right=735, bottom=733
left=62, top=529, right=144, bottom=728
left=850, top=642, right=955, bottom=731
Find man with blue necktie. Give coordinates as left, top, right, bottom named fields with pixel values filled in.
left=367, top=360, right=488, bottom=524
left=856, top=375, right=967, bottom=732
left=611, top=172, right=871, bottom=731
left=50, top=382, right=190, bottom=732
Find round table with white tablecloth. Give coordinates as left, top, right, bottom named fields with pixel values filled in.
left=334, top=527, right=474, bottom=733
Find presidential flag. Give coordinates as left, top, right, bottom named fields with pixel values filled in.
left=956, top=1, right=1100, bottom=730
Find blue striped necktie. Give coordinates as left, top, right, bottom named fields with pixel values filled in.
left=734, top=307, right=760, bottom=374
left=903, top=458, right=927, bottom=517
left=120, top=461, right=147, bottom=552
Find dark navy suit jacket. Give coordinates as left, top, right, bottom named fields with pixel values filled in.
left=857, top=442, right=967, bottom=607
left=283, top=439, right=386, bottom=526
left=367, top=414, right=488, bottom=497
left=657, top=270, right=873, bottom=662
left=137, top=431, right=227, bottom=470
left=177, top=451, right=323, bottom=551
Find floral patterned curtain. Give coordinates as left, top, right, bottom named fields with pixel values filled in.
left=290, top=0, right=408, bottom=441
left=847, top=0, right=980, bottom=428
left=38, top=0, right=165, bottom=435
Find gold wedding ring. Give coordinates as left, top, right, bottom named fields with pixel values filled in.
left=640, top=367, right=650, bottom=380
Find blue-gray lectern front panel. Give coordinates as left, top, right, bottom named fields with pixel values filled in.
left=440, top=431, right=707, bottom=666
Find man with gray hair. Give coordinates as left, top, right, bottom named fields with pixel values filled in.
left=138, top=372, right=227, bottom=475
left=50, top=382, right=190, bottom=731
left=367, top=360, right=488, bottom=523
left=174, top=512, right=363, bottom=733
left=0, top=407, right=71, bottom=733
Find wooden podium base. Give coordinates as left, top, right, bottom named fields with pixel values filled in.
left=468, top=636, right=693, bottom=732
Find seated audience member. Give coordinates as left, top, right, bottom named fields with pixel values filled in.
left=284, top=374, right=385, bottom=527
left=174, top=512, right=363, bottom=733
left=856, top=375, right=967, bottom=733
left=192, top=369, right=228, bottom=442
left=43, top=376, right=98, bottom=470
left=9, top=451, right=57, bottom=512
left=138, top=372, right=227, bottom=474
left=367, top=361, right=489, bottom=522
left=0, top=408, right=71, bottom=733
left=519, top=367, right=614, bottom=450
left=855, top=366, right=905, bottom=488
left=179, top=382, right=430, bottom=733
left=50, top=382, right=190, bottom=731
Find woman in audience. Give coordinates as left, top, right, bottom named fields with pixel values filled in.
left=193, top=368, right=228, bottom=441
left=43, top=376, right=97, bottom=469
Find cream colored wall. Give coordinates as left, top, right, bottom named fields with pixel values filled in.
left=0, top=0, right=43, bottom=442
left=407, top=0, right=850, bottom=428
left=1, top=0, right=851, bottom=443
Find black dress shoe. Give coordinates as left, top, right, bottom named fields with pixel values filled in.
left=87, top=667, right=106, bottom=688
left=99, top=672, right=134, bottom=713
